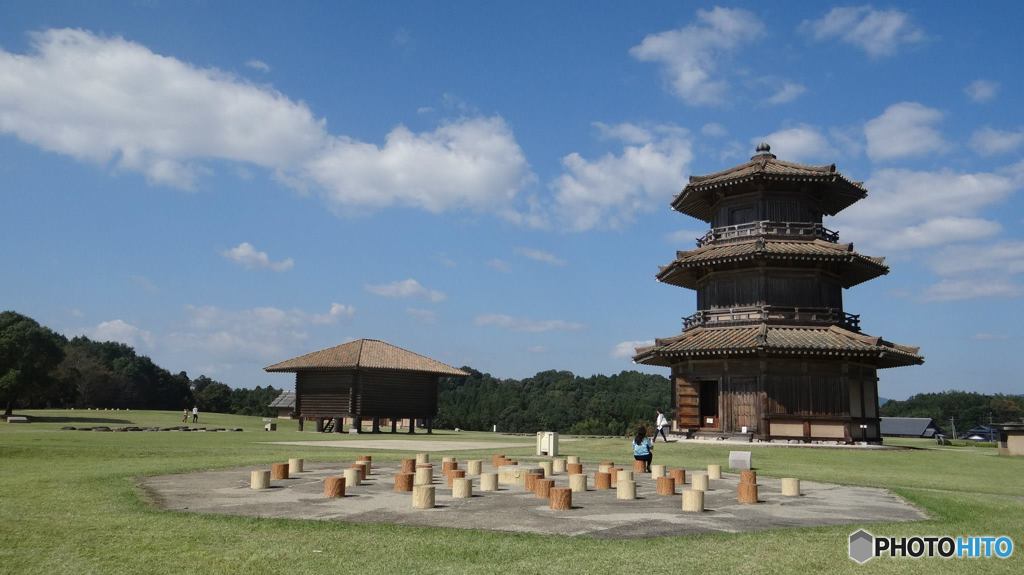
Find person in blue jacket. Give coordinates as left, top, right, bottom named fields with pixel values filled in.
left=632, top=425, right=653, bottom=473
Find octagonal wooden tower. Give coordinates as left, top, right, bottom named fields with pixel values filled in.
left=634, top=144, right=923, bottom=443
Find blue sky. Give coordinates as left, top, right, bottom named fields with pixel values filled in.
left=1, top=2, right=1022, bottom=399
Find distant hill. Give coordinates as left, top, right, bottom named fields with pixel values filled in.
left=880, top=390, right=1024, bottom=433
left=879, top=396, right=891, bottom=406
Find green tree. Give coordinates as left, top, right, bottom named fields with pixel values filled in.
left=0, top=311, right=67, bottom=417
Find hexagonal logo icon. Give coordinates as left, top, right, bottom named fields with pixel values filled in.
left=849, top=529, right=875, bottom=564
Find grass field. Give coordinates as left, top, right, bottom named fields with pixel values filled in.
left=1, top=410, right=1021, bottom=574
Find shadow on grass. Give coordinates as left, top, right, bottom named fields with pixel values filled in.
left=28, top=415, right=134, bottom=424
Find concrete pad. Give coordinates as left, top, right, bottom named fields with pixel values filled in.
left=266, top=440, right=538, bottom=452
left=139, top=463, right=926, bottom=540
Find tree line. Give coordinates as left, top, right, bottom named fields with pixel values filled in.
left=880, top=390, right=1024, bottom=434
left=1, top=311, right=280, bottom=417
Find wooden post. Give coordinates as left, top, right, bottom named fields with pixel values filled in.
left=549, top=487, right=572, bottom=510
left=412, top=485, right=435, bottom=509
left=567, top=463, right=583, bottom=475
left=681, top=489, right=704, bottom=512
left=539, top=460, right=553, bottom=477
left=343, top=467, right=360, bottom=487
left=271, top=463, right=289, bottom=480
left=566, top=455, right=580, bottom=465
left=708, top=464, right=721, bottom=480
left=391, top=418, right=398, bottom=433
left=534, top=478, right=554, bottom=499
left=447, top=469, right=466, bottom=488
left=656, top=476, right=675, bottom=496
left=552, top=458, right=567, bottom=474
left=334, top=417, right=343, bottom=433
left=297, top=417, right=304, bottom=431
left=452, top=477, right=472, bottom=499
left=442, top=460, right=458, bottom=473
left=479, top=472, right=499, bottom=491
left=401, top=458, right=416, bottom=473
left=740, top=470, right=757, bottom=485
left=616, top=480, right=636, bottom=500
left=569, top=473, right=588, bottom=493
left=324, top=476, right=346, bottom=498
left=670, top=468, right=686, bottom=485
left=651, top=464, right=666, bottom=478
left=595, top=472, right=612, bottom=490
left=354, top=461, right=369, bottom=481
left=288, top=458, right=304, bottom=474
left=408, top=418, right=416, bottom=434
left=692, top=472, right=708, bottom=491
left=394, top=472, right=414, bottom=492
left=633, top=460, right=646, bottom=473
left=426, top=417, right=433, bottom=434
left=315, top=419, right=324, bottom=433
left=371, top=417, right=380, bottom=433
left=416, top=452, right=430, bottom=465
left=414, top=465, right=432, bottom=486
left=781, top=477, right=800, bottom=496
left=525, top=472, right=543, bottom=492
left=609, top=467, right=621, bottom=484
left=357, top=455, right=372, bottom=474
left=353, top=416, right=362, bottom=433
left=466, top=460, right=482, bottom=476
left=250, top=470, right=270, bottom=490
left=738, top=482, right=759, bottom=504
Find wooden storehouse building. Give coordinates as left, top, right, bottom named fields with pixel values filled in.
left=265, top=339, right=467, bottom=433
left=634, top=144, right=923, bottom=443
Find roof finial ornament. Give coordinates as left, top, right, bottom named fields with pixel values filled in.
left=756, top=142, right=771, bottom=153
left=752, top=141, right=776, bottom=161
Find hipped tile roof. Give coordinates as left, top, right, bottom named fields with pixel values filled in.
left=264, top=339, right=468, bottom=376
left=633, top=324, right=923, bottom=369
left=657, top=238, right=887, bottom=288
left=672, top=152, right=866, bottom=222
left=268, top=391, right=295, bottom=409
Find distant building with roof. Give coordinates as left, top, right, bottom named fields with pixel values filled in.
left=997, top=422, right=1024, bottom=456
left=265, top=339, right=467, bottom=433
left=268, top=391, right=295, bottom=419
left=880, top=417, right=942, bottom=438
left=634, top=144, right=923, bottom=444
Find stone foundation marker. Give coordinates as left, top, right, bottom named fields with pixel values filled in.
left=729, top=451, right=752, bottom=471
left=357, top=455, right=372, bottom=474
left=595, top=472, right=611, bottom=490
left=670, top=468, right=686, bottom=485
left=447, top=469, right=466, bottom=488
left=616, top=480, right=636, bottom=500
left=288, top=458, right=304, bottom=474
left=656, top=476, right=675, bottom=496
left=539, top=460, right=554, bottom=478
left=323, top=476, right=346, bottom=498
left=534, top=478, right=555, bottom=499
left=271, top=463, right=289, bottom=480
left=549, top=487, right=572, bottom=510
left=412, top=485, right=435, bottom=509
left=414, top=464, right=433, bottom=486
left=567, top=463, right=583, bottom=475
left=569, top=473, right=588, bottom=493
left=650, top=464, right=666, bottom=479
left=738, top=482, right=759, bottom=504
left=452, top=477, right=473, bottom=499
left=400, top=458, right=416, bottom=474
left=416, top=452, right=430, bottom=465
left=394, top=472, right=414, bottom=492
left=691, top=472, right=708, bottom=492
left=525, top=472, right=543, bottom=492
left=479, top=472, right=499, bottom=492
left=250, top=470, right=270, bottom=490
left=781, top=477, right=801, bottom=496
left=343, top=467, right=361, bottom=487
left=681, top=489, right=704, bottom=512
left=566, top=455, right=580, bottom=465
left=552, top=458, right=567, bottom=474
left=609, top=467, right=622, bottom=484
left=707, top=464, right=721, bottom=480
left=740, top=470, right=757, bottom=485
left=618, top=470, right=634, bottom=483
left=352, top=462, right=368, bottom=481
left=466, top=459, right=482, bottom=476
left=632, top=460, right=646, bottom=473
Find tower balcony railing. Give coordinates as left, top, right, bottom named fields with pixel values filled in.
left=695, top=221, right=839, bottom=247
left=682, top=305, right=860, bottom=331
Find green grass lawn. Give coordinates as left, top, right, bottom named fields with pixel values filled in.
left=1, top=410, right=1021, bottom=574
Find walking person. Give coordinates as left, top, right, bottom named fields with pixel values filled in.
left=191, top=406, right=199, bottom=423
left=632, top=425, right=653, bottom=473
left=181, top=408, right=188, bottom=423
left=655, top=409, right=669, bottom=442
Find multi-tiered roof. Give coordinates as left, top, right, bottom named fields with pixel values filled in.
left=635, top=144, right=923, bottom=369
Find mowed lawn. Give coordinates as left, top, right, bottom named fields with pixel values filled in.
left=1, top=410, right=1021, bottom=574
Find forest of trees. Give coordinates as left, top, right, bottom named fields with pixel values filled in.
left=435, top=367, right=671, bottom=435
left=880, top=390, right=1024, bottom=434
left=0, top=311, right=280, bottom=417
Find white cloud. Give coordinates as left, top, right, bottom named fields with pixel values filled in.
left=222, top=242, right=294, bottom=272
left=928, top=241, right=1024, bottom=277
left=835, top=166, right=1022, bottom=251
left=514, top=247, right=566, bottom=266
left=0, top=29, right=535, bottom=219
left=753, top=125, right=836, bottom=162
left=922, top=279, right=1023, bottom=302
left=406, top=308, right=437, bottom=324
left=969, top=127, right=1024, bottom=156
left=611, top=340, right=654, bottom=359
left=630, top=7, right=765, bottom=105
left=311, top=303, right=355, bottom=325
left=88, top=319, right=154, bottom=348
left=167, top=305, right=310, bottom=361
left=364, top=278, right=445, bottom=302
left=527, top=345, right=547, bottom=353
left=701, top=123, right=728, bottom=138
left=245, top=59, right=270, bottom=73
left=965, top=79, right=999, bottom=103
left=764, top=81, right=806, bottom=105
left=0, top=29, right=327, bottom=189
left=305, top=117, right=533, bottom=214
left=593, top=121, right=652, bottom=145
left=486, top=259, right=511, bottom=273
left=802, top=6, right=925, bottom=57
left=864, top=102, right=947, bottom=162
left=551, top=123, right=692, bottom=231
left=972, top=333, right=1009, bottom=341
left=474, top=314, right=584, bottom=333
